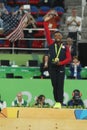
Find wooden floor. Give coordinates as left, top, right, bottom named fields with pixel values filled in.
left=0, top=108, right=87, bottom=130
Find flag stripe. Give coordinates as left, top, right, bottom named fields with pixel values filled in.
left=7, top=14, right=25, bottom=38
left=6, top=14, right=27, bottom=42
left=6, top=16, right=25, bottom=41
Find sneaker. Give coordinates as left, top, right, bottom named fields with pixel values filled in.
left=53, top=102, right=61, bottom=109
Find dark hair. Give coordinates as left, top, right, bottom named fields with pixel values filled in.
left=73, top=56, right=78, bottom=60
left=42, top=55, right=49, bottom=63
left=73, top=89, right=80, bottom=94
left=38, top=95, right=45, bottom=99
left=54, top=31, right=63, bottom=36
left=73, top=89, right=81, bottom=100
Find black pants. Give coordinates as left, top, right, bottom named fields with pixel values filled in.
left=68, top=32, right=78, bottom=55
left=49, top=65, right=65, bottom=103
left=68, top=32, right=77, bottom=41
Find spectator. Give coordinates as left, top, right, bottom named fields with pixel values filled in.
left=15, top=5, right=37, bottom=50
left=40, top=55, right=50, bottom=79
left=44, top=9, right=60, bottom=31
left=67, top=89, right=84, bottom=108
left=66, top=37, right=76, bottom=57
left=66, top=8, right=81, bottom=40
left=0, top=12, right=3, bottom=28
left=0, top=12, right=3, bottom=38
left=12, top=92, right=28, bottom=107
left=13, top=5, right=25, bottom=20
left=0, top=3, right=8, bottom=15
left=69, top=56, right=82, bottom=79
left=66, top=8, right=82, bottom=55
left=4, top=5, right=36, bottom=53
left=0, top=2, right=8, bottom=34
left=0, top=94, right=7, bottom=110
left=44, top=14, right=71, bottom=108
left=33, top=94, right=50, bottom=108
left=23, top=13, right=37, bottom=50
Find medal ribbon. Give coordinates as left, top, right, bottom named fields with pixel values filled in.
left=55, top=43, right=62, bottom=58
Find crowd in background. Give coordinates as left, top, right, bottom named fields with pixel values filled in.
left=0, top=1, right=82, bottom=56
left=0, top=90, right=85, bottom=110
left=0, top=1, right=65, bottom=49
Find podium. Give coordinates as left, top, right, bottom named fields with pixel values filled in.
left=0, top=108, right=87, bottom=130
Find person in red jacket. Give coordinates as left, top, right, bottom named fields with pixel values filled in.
left=44, top=14, right=71, bottom=108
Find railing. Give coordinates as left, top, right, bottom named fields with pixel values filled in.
left=0, top=28, right=86, bottom=54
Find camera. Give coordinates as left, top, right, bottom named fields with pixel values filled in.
left=23, top=5, right=30, bottom=10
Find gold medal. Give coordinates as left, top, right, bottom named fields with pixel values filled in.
left=54, top=57, right=59, bottom=62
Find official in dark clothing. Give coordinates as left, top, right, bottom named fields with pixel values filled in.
left=40, top=55, right=50, bottom=79
left=67, top=89, right=84, bottom=108
left=44, top=14, right=71, bottom=108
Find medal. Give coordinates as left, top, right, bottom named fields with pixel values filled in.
left=54, top=57, right=59, bottom=62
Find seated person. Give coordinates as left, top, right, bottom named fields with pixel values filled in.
left=0, top=94, right=7, bottom=110
left=11, top=92, right=27, bottom=107
left=33, top=94, right=50, bottom=108
left=69, top=56, right=82, bottom=79
left=67, top=89, right=84, bottom=108
left=40, top=55, right=50, bottom=79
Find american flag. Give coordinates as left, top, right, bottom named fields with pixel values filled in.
left=1, top=13, right=19, bottom=35
left=6, top=13, right=28, bottom=42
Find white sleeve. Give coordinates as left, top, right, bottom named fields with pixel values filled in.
left=11, top=101, right=15, bottom=107
left=2, top=101, right=7, bottom=109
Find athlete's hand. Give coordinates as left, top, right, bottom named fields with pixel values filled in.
left=57, top=61, right=61, bottom=66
